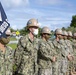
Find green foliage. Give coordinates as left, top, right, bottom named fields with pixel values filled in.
left=62, top=27, right=66, bottom=30
left=70, top=15, right=76, bottom=27
left=61, top=15, right=76, bottom=33
left=19, top=27, right=29, bottom=36
left=61, top=26, right=76, bottom=34
left=38, top=27, right=42, bottom=37
left=66, top=27, right=76, bottom=33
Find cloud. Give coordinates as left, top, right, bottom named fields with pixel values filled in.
left=0, top=0, right=75, bottom=30
left=34, top=0, right=67, bottom=5
left=34, top=0, right=75, bottom=10
left=38, top=15, right=71, bottom=30
left=11, top=24, right=17, bottom=30
left=0, top=0, right=29, bottom=9
left=35, top=0, right=61, bottom=5
left=8, top=8, right=72, bottom=30
left=40, top=22, right=70, bottom=31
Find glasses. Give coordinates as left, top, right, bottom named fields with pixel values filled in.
left=6, top=35, right=10, bottom=37
left=43, top=33, right=50, bottom=35
left=30, top=26, right=38, bottom=29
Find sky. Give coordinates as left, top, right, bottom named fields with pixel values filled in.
left=0, top=0, right=76, bottom=30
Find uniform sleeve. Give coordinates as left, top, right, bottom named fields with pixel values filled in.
left=59, top=40, right=67, bottom=57
left=6, top=46, right=15, bottom=74
left=39, top=43, right=54, bottom=61
left=61, top=45, right=66, bottom=57
left=13, top=38, right=24, bottom=74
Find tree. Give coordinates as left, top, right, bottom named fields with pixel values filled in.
left=70, top=15, right=76, bottom=27
left=62, top=27, right=66, bottom=30
left=19, top=27, right=28, bottom=35
left=66, top=27, right=76, bottom=33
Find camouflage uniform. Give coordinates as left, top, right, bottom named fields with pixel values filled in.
left=66, top=39, right=73, bottom=54
left=38, top=39, right=56, bottom=75
left=72, top=39, right=76, bottom=71
left=66, top=39, right=74, bottom=75
left=59, top=39, right=69, bottom=75
left=67, top=31, right=73, bottom=73
left=14, top=34, right=39, bottom=75
left=53, top=39, right=61, bottom=75
left=0, top=46, right=14, bottom=75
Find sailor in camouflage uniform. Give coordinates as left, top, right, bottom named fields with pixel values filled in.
left=52, top=29, right=72, bottom=75
left=14, top=18, right=39, bottom=75
left=59, top=30, right=74, bottom=75
left=62, top=31, right=74, bottom=75
left=67, top=31, right=74, bottom=75
left=52, top=29, right=63, bottom=75
left=38, top=27, right=57, bottom=75
left=0, top=28, right=14, bottom=75
left=72, top=33, right=76, bottom=74
left=67, top=31, right=74, bottom=54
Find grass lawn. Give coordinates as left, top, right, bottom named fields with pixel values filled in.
left=7, top=37, right=18, bottom=50
left=7, top=43, right=17, bottom=50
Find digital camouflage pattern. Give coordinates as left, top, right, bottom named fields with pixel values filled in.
left=66, top=39, right=73, bottom=55
left=72, top=39, right=76, bottom=72
left=38, top=39, right=57, bottom=75
left=66, top=39, right=74, bottom=75
left=0, top=46, right=14, bottom=75
left=14, top=34, right=39, bottom=75
left=58, top=39, right=69, bottom=75
left=53, top=39, right=62, bottom=75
